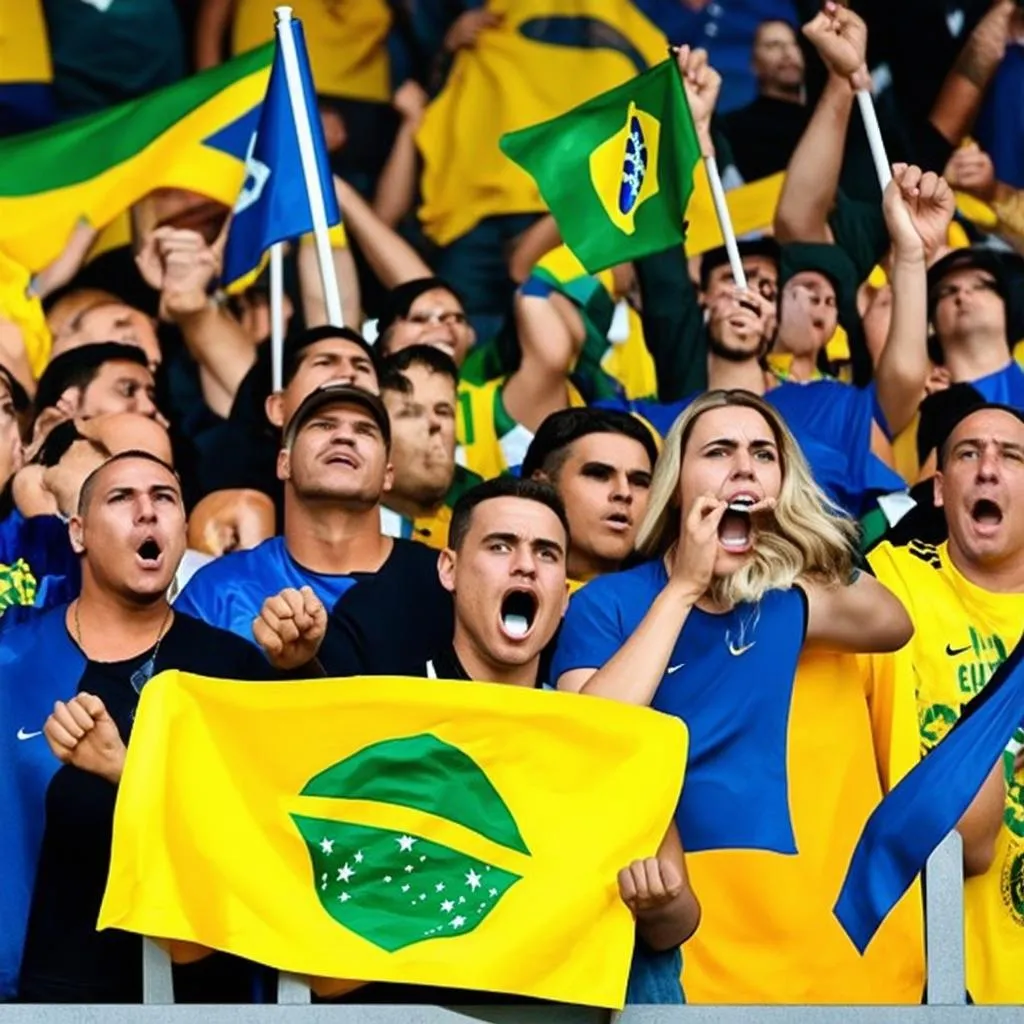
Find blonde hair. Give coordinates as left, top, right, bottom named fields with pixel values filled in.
left=635, top=390, right=856, bottom=607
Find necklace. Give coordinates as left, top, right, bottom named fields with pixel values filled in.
left=73, top=600, right=174, bottom=694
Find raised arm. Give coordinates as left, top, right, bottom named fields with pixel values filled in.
left=802, top=571, right=913, bottom=654
left=373, top=81, right=428, bottom=228
left=194, top=0, right=236, bottom=71
left=557, top=496, right=727, bottom=700
left=775, top=3, right=867, bottom=243
left=333, top=176, right=433, bottom=287
left=873, top=164, right=955, bottom=438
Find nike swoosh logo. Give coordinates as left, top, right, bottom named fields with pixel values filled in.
left=729, top=642, right=756, bottom=657
left=16, top=728, right=42, bottom=741
left=945, top=644, right=971, bottom=657
left=666, top=664, right=685, bottom=675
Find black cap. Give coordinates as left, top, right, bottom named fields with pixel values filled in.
left=0, top=362, right=29, bottom=413
left=926, top=248, right=1011, bottom=323
left=779, top=242, right=858, bottom=312
left=283, top=383, right=391, bottom=449
left=34, top=342, right=149, bottom=414
left=699, top=238, right=780, bottom=292
left=376, top=277, right=464, bottom=338
left=521, top=407, right=659, bottom=479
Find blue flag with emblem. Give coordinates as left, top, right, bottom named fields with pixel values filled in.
left=223, top=16, right=340, bottom=285
left=835, top=634, right=1024, bottom=952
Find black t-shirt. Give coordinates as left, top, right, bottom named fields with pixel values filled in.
left=317, top=540, right=455, bottom=678
left=17, top=613, right=281, bottom=1004
left=719, top=95, right=810, bottom=183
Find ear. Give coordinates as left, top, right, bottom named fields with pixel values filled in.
left=265, top=391, right=285, bottom=429
left=437, top=548, right=456, bottom=594
left=68, top=515, right=85, bottom=555
left=560, top=579, right=570, bottom=618
left=382, top=461, right=394, bottom=495
left=933, top=472, right=945, bottom=509
left=276, top=447, right=291, bottom=483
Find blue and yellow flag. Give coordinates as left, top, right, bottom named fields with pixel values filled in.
left=99, top=671, right=686, bottom=1008
left=223, top=18, right=340, bottom=284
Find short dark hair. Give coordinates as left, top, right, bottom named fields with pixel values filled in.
left=34, top=342, right=149, bottom=415
left=379, top=344, right=459, bottom=395
left=521, top=407, right=659, bottom=481
left=699, top=239, right=780, bottom=293
left=935, top=400, right=1024, bottom=470
left=282, top=326, right=378, bottom=388
left=448, top=477, right=570, bottom=551
left=33, top=420, right=109, bottom=469
left=77, top=449, right=179, bottom=516
left=377, top=277, right=465, bottom=352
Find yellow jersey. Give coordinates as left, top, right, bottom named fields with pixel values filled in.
left=682, top=648, right=924, bottom=1003
left=868, top=538, right=1024, bottom=1003
left=378, top=467, right=483, bottom=550
left=456, top=377, right=585, bottom=481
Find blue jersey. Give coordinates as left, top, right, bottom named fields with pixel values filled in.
left=551, top=558, right=807, bottom=854
left=174, top=536, right=357, bottom=645
left=969, top=361, right=1024, bottom=408
left=600, top=379, right=905, bottom=517
left=0, top=511, right=79, bottom=625
left=0, top=605, right=86, bottom=999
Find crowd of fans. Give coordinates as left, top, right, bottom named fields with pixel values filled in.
left=1, top=0, right=1024, bottom=1009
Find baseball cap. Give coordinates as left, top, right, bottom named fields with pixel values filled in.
left=699, top=239, right=780, bottom=292
left=0, top=361, right=29, bottom=413
left=375, top=277, right=465, bottom=338
left=283, top=383, right=391, bottom=449
left=926, top=248, right=1010, bottom=323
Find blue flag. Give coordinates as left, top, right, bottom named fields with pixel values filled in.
left=222, top=17, right=340, bottom=284
left=834, top=634, right=1024, bottom=953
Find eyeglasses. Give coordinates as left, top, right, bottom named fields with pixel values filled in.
left=402, top=310, right=468, bottom=327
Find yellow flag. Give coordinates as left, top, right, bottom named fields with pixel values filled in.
left=100, top=672, right=686, bottom=1008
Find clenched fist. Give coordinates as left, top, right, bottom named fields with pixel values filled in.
left=253, top=586, right=328, bottom=670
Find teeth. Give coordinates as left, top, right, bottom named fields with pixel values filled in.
left=728, top=500, right=755, bottom=512
left=720, top=536, right=749, bottom=550
left=502, top=614, right=529, bottom=638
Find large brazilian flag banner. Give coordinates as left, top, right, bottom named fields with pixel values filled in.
left=99, top=672, right=687, bottom=1008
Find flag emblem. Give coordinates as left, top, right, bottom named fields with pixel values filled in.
left=291, top=733, right=531, bottom=952
left=589, top=101, right=661, bottom=236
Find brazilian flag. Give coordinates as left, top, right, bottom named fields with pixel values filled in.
left=500, top=59, right=701, bottom=275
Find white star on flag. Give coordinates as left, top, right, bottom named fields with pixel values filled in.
left=489, top=887, right=498, bottom=897
left=449, top=915, right=466, bottom=929
left=336, top=863, right=355, bottom=883
left=441, top=899, right=455, bottom=913
left=401, top=884, right=410, bottom=893
left=404, top=864, right=415, bottom=873
left=338, top=892, right=351, bottom=903
left=396, top=835, right=417, bottom=852
left=354, top=851, right=364, bottom=864
left=435, top=882, right=445, bottom=892
left=319, top=838, right=334, bottom=855
left=383, top=875, right=392, bottom=883
left=465, top=869, right=482, bottom=891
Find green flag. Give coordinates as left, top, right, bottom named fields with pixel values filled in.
left=500, top=59, right=701, bottom=274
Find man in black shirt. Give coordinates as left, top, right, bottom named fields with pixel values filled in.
left=12, top=451, right=280, bottom=1004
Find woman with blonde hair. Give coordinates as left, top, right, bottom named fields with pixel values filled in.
left=552, top=389, right=926, bottom=1004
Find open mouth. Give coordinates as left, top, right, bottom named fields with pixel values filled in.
left=424, top=338, right=456, bottom=358
left=719, top=495, right=757, bottom=553
left=971, top=498, right=1003, bottom=528
left=604, top=511, right=632, bottom=533
left=136, top=537, right=163, bottom=568
left=325, top=452, right=359, bottom=469
left=499, top=589, right=538, bottom=641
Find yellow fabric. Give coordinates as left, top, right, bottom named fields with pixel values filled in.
left=956, top=192, right=998, bottom=230
left=683, top=171, right=784, bottom=258
left=0, top=0, right=52, bottom=86
left=567, top=578, right=585, bottom=596
left=231, top=0, right=391, bottom=102
left=825, top=325, right=850, bottom=364
left=99, top=670, right=686, bottom=1008
left=0, top=66, right=270, bottom=274
left=416, top=0, right=668, bottom=246
left=0, top=250, right=51, bottom=377
left=867, top=539, right=1024, bottom=1003
left=456, top=376, right=585, bottom=479
left=600, top=304, right=657, bottom=400
left=681, top=649, right=924, bottom=1003
left=892, top=412, right=922, bottom=485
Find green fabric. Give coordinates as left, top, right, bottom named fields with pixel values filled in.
left=0, top=44, right=272, bottom=194
left=828, top=191, right=891, bottom=285
left=459, top=343, right=506, bottom=387
left=500, top=60, right=701, bottom=274
left=445, top=465, right=484, bottom=508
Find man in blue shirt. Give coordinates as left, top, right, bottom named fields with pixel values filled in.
left=176, top=383, right=445, bottom=649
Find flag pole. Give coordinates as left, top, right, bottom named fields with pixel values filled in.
left=270, top=242, right=285, bottom=392
left=273, top=5, right=344, bottom=326
left=856, top=89, right=893, bottom=191
left=703, top=153, right=747, bottom=291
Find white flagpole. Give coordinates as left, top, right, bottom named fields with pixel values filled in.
left=703, top=154, right=747, bottom=291
left=856, top=89, right=893, bottom=191
left=270, top=242, right=285, bottom=392
left=273, top=5, right=344, bottom=326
